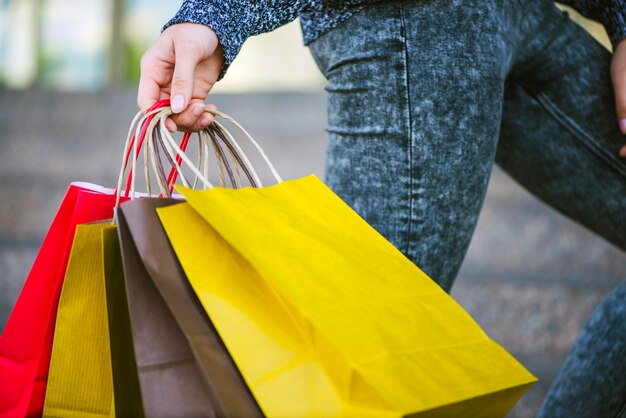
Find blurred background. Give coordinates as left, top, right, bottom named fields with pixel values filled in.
left=0, top=1, right=624, bottom=417
left=0, top=0, right=325, bottom=91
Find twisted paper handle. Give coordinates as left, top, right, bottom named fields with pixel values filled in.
left=156, top=106, right=282, bottom=190
left=115, top=101, right=282, bottom=207
left=114, top=100, right=183, bottom=206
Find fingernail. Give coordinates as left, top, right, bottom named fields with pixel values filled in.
left=619, top=119, right=626, bottom=133
left=199, top=116, right=212, bottom=128
left=171, top=95, right=185, bottom=113
left=192, top=103, right=205, bottom=117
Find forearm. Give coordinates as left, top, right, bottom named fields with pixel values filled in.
left=163, top=0, right=319, bottom=79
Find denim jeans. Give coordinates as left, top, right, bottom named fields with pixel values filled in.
left=308, top=0, right=626, bottom=416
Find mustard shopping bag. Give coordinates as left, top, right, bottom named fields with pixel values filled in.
left=156, top=175, right=537, bottom=418
left=38, top=99, right=223, bottom=418
left=42, top=223, right=121, bottom=418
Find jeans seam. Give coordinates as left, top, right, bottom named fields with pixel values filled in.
left=529, top=88, right=626, bottom=179
left=399, top=0, right=414, bottom=255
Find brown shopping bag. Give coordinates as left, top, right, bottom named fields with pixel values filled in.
left=114, top=198, right=263, bottom=417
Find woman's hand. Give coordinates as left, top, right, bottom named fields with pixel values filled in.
left=137, top=22, right=224, bottom=132
left=610, top=38, right=626, bottom=157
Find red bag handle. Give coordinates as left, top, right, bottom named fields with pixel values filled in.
left=120, top=99, right=190, bottom=199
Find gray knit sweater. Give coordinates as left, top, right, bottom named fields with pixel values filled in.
left=163, top=0, right=626, bottom=80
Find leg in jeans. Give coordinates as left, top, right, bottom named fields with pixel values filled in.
left=309, top=0, right=517, bottom=293
left=536, top=281, right=626, bottom=417
left=308, top=0, right=625, bottom=415
left=495, top=4, right=626, bottom=417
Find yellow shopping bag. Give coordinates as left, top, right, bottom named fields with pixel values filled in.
left=157, top=174, right=537, bottom=418
left=43, top=224, right=117, bottom=418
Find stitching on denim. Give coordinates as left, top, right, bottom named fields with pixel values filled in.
left=399, top=0, right=414, bottom=256
left=530, top=89, right=626, bottom=179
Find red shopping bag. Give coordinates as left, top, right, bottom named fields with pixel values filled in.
left=0, top=98, right=190, bottom=418
left=0, top=183, right=119, bottom=418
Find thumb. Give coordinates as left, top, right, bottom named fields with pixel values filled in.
left=170, top=47, right=199, bottom=114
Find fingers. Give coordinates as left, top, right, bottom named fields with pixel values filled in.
left=168, top=99, right=206, bottom=131
left=137, top=23, right=223, bottom=132
left=165, top=114, right=214, bottom=132
left=165, top=118, right=177, bottom=132
left=137, top=51, right=166, bottom=112
left=166, top=102, right=217, bottom=132
left=170, top=43, right=200, bottom=114
left=137, top=76, right=159, bottom=112
left=195, top=103, right=217, bottom=130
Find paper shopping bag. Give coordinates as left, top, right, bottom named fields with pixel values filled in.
left=42, top=223, right=121, bottom=418
left=115, top=198, right=262, bottom=417
left=0, top=184, right=119, bottom=418
left=103, top=221, right=144, bottom=418
left=157, top=175, right=537, bottom=418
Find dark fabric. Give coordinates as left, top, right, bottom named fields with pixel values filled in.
left=163, top=0, right=626, bottom=80
left=307, top=0, right=626, bottom=415
left=117, top=199, right=263, bottom=418
left=537, top=281, right=626, bottom=418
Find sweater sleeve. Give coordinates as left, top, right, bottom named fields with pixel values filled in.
left=163, top=0, right=321, bottom=80
left=559, top=0, right=626, bottom=49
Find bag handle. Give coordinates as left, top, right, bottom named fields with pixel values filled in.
left=115, top=104, right=164, bottom=206
left=115, top=100, right=193, bottom=205
left=156, top=107, right=282, bottom=189
left=208, top=108, right=283, bottom=184
left=140, top=106, right=249, bottom=195
left=115, top=100, right=202, bottom=204
left=115, top=102, right=279, bottom=207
